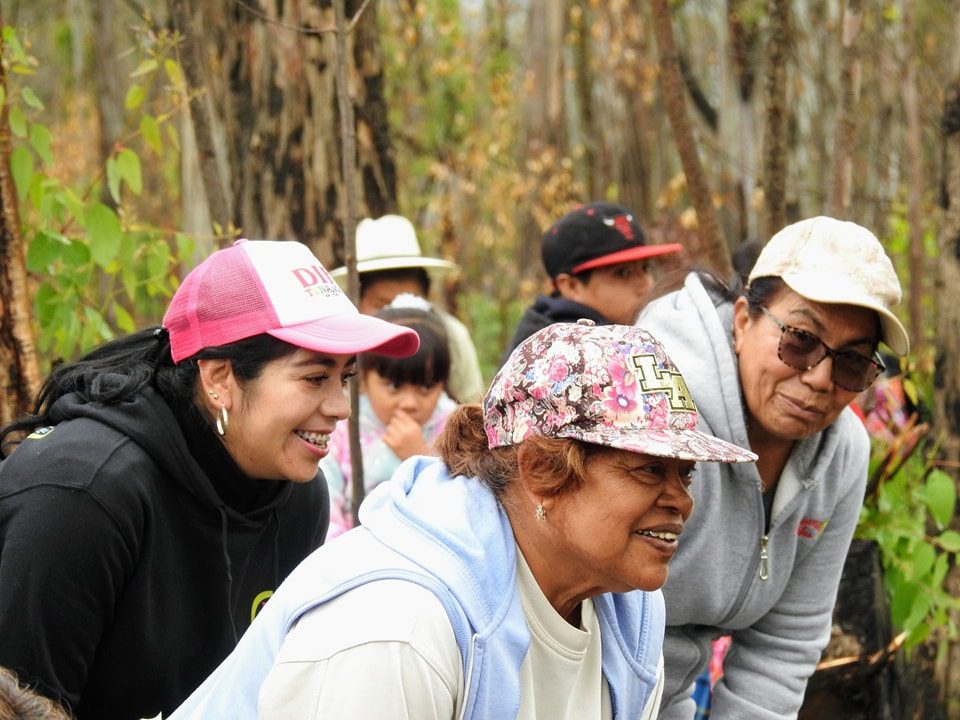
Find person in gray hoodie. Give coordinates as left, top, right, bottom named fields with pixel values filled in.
left=636, top=216, right=909, bottom=719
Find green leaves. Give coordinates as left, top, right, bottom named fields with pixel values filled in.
left=1, top=24, right=188, bottom=365
left=106, top=149, right=143, bottom=202
left=937, top=530, right=960, bottom=553
left=20, top=86, right=44, bottom=110
left=918, top=469, right=956, bottom=529
left=140, top=115, right=162, bottom=154
left=29, top=122, right=53, bottom=166
left=25, top=230, right=69, bottom=271
left=10, top=145, right=34, bottom=198
left=83, top=203, right=122, bottom=268
left=125, top=84, right=146, bottom=110
left=857, top=412, right=960, bottom=650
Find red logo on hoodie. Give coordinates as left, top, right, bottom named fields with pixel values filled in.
left=797, top=517, right=827, bottom=539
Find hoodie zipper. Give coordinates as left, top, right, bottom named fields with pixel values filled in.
left=716, top=484, right=769, bottom=627
left=456, top=634, right=478, bottom=720
left=758, top=535, right=769, bottom=581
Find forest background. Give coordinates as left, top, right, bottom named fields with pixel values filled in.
left=1, top=0, right=959, bottom=716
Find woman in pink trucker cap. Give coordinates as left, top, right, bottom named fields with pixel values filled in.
left=0, top=239, right=418, bottom=720
left=167, top=320, right=754, bottom=720
left=637, top=216, right=909, bottom=719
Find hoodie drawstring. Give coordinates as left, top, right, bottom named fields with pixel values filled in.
left=218, top=505, right=239, bottom=643
left=271, top=509, right=280, bottom=589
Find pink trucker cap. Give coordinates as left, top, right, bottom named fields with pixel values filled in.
left=163, top=239, right=420, bottom=363
left=485, top=320, right=757, bottom=464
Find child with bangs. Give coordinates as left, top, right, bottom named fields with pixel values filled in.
left=322, top=295, right=457, bottom=538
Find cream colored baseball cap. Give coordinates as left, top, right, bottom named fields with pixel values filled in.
left=748, top=216, right=909, bottom=356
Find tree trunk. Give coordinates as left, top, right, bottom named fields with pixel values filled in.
left=828, top=0, right=863, bottom=218
left=184, top=0, right=397, bottom=262
left=90, top=2, right=127, bottom=209
left=330, top=0, right=365, bottom=525
left=522, top=0, right=567, bottom=154
left=932, top=6, right=960, bottom=706
left=935, top=12, right=960, bottom=482
left=0, top=16, right=41, bottom=426
left=519, top=0, right=568, bottom=280
left=761, top=0, right=790, bottom=239
left=649, top=0, right=731, bottom=276
left=902, top=0, right=925, bottom=350
left=169, top=0, right=232, bottom=236
left=726, top=0, right=760, bottom=241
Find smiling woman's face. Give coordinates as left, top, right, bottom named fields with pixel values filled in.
left=733, top=288, right=879, bottom=445
left=542, top=448, right=695, bottom=596
left=220, top=349, right=355, bottom=482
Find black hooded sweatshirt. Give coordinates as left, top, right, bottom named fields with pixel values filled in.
left=0, top=388, right=329, bottom=719
left=502, top=293, right=611, bottom=363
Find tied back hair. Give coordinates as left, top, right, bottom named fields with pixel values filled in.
left=643, top=264, right=879, bottom=349
left=0, top=327, right=297, bottom=458
left=435, top=405, right=599, bottom=499
left=642, top=263, right=786, bottom=315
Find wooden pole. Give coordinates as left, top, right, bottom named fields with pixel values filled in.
left=649, top=0, right=732, bottom=278
left=0, top=13, right=42, bottom=427
left=332, top=0, right=366, bottom=527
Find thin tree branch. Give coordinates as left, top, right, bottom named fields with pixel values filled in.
left=121, top=0, right=161, bottom=34
left=678, top=52, right=718, bottom=131
left=649, top=0, right=732, bottom=277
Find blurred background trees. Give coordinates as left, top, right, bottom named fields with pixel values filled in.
left=1, top=0, right=959, bottom=714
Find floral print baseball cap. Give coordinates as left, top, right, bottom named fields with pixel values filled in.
left=484, top=320, right=757, bottom=463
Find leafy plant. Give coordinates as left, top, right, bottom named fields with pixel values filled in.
left=3, top=24, right=195, bottom=367
left=855, top=352, right=960, bottom=649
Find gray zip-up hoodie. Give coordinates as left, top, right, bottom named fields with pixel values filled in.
left=637, top=273, right=869, bottom=719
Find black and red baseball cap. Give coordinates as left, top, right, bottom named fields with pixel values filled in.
left=541, top=202, right=683, bottom=279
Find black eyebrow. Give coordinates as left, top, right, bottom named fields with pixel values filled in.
left=292, top=354, right=357, bottom=369
left=786, top=309, right=875, bottom=349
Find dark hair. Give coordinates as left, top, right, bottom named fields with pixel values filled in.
left=0, top=666, right=71, bottom=720
left=359, top=267, right=431, bottom=298
left=360, top=306, right=450, bottom=388
left=643, top=265, right=786, bottom=315
left=742, top=275, right=788, bottom=315
left=0, top=328, right=298, bottom=458
left=731, top=238, right=763, bottom=287
left=435, top=404, right=600, bottom=498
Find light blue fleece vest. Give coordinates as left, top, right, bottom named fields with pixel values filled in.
left=169, top=457, right=664, bottom=719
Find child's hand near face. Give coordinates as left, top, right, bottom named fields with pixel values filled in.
left=381, top=408, right=430, bottom=460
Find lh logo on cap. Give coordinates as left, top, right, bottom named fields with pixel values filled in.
left=629, top=354, right=697, bottom=412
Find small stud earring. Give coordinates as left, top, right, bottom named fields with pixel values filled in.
left=535, top=504, right=546, bottom=522
left=209, top=390, right=220, bottom=401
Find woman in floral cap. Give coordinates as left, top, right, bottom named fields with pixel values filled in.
left=169, top=320, right=755, bottom=720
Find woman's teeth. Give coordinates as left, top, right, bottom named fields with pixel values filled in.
left=296, top=430, right=329, bottom=449
left=637, top=529, right=678, bottom=542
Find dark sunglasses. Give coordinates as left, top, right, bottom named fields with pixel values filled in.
left=761, top=307, right=884, bottom=392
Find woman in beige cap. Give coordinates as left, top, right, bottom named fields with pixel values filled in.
left=637, top=216, right=909, bottom=719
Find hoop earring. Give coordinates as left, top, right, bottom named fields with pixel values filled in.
left=216, top=405, right=229, bottom=437
left=535, top=503, right=546, bottom=523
